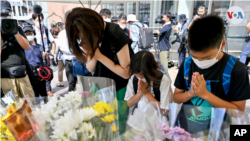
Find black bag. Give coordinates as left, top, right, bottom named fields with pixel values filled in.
left=134, top=24, right=154, bottom=49
left=245, top=33, right=250, bottom=43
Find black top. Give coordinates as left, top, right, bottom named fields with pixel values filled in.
left=159, top=24, right=172, bottom=51
left=93, top=22, right=132, bottom=91
left=175, top=53, right=250, bottom=102
left=174, top=53, right=250, bottom=133
left=1, top=26, right=27, bottom=78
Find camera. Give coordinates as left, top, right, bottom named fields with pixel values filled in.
left=1, top=9, right=18, bottom=34
left=155, top=14, right=165, bottom=24
left=171, top=33, right=181, bottom=45
left=171, top=13, right=179, bottom=25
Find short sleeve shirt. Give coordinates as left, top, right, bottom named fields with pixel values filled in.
left=174, top=53, right=250, bottom=133
left=93, top=22, right=132, bottom=91
left=1, top=26, right=27, bottom=78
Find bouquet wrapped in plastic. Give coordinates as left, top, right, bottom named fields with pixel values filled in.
left=25, top=76, right=120, bottom=141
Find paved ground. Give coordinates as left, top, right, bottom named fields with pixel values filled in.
left=50, top=65, right=250, bottom=111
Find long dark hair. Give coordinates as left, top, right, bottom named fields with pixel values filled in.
left=130, top=51, right=162, bottom=88
left=65, top=8, right=104, bottom=62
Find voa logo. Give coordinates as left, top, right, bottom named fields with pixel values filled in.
left=227, top=6, right=244, bottom=24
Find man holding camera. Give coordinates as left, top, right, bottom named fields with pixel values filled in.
left=174, top=14, right=189, bottom=67
left=1, top=1, right=34, bottom=99
left=154, top=12, right=172, bottom=71
left=188, top=5, right=207, bottom=30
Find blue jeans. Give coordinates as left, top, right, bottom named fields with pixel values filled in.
left=240, top=41, right=250, bottom=64
left=179, top=47, right=186, bottom=67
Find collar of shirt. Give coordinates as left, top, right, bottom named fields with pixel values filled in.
left=162, top=21, right=171, bottom=27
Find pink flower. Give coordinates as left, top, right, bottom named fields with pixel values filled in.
left=20, top=133, right=28, bottom=140
left=32, top=124, right=40, bottom=132
left=80, top=91, right=89, bottom=99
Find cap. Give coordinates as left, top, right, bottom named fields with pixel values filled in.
left=111, top=16, right=118, bottom=22
left=23, top=25, right=34, bottom=33
left=1, top=1, right=12, bottom=11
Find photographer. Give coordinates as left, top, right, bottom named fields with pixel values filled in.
left=174, top=14, right=188, bottom=67
left=154, top=12, right=172, bottom=71
left=32, top=13, right=55, bottom=96
left=187, top=5, right=207, bottom=30
left=1, top=1, right=34, bottom=99
left=239, top=21, right=250, bottom=72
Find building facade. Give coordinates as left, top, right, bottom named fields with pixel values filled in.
left=101, top=0, right=250, bottom=59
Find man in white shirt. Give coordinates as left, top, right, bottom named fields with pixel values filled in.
left=57, top=10, right=77, bottom=92
left=32, top=13, right=56, bottom=96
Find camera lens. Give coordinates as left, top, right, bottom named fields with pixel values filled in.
left=3, top=20, right=14, bottom=33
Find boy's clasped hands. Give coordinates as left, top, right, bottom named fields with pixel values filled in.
left=190, top=72, right=210, bottom=99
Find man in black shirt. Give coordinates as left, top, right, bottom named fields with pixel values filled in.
left=118, top=14, right=130, bottom=38
left=154, top=12, right=172, bottom=71
left=1, top=1, right=34, bottom=99
left=174, top=15, right=250, bottom=134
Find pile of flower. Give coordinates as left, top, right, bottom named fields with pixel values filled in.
left=158, top=123, right=203, bottom=141
left=31, top=91, right=119, bottom=141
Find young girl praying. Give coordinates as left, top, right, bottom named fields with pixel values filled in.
left=124, top=51, right=173, bottom=130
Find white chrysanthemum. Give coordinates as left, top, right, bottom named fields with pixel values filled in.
left=51, top=110, right=78, bottom=141
left=77, top=122, right=96, bottom=140
left=76, top=108, right=98, bottom=123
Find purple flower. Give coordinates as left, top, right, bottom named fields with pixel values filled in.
left=80, top=91, right=89, bottom=98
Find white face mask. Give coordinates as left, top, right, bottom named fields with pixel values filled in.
left=36, top=21, right=43, bottom=28
left=192, top=40, right=223, bottom=69
left=120, top=25, right=126, bottom=30
left=136, top=77, right=146, bottom=83
left=27, top=35, right=35, bottom=41
left=104, top=19, right=111, bottom=22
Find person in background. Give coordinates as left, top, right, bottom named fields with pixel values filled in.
left=187, top=5, right=207, bottom=30
left=66, top=8, right=133, bottom=134
left=174, top=15, right=250, bottom=134
left=23, top=25, right=48, bottom=102
left=127, top=14, right=143, bottom=53
left=240, top=21, right=250, bottom=73
left=58, top=10, right=77, bottom=91
left=99, top=8, right=111, bottom=22
left=32, top=13, right=55, bottom=96
left=50, top=20, right=57, bottom=36
left=125, top=51, right=173, bottom=130
left=57, top=21, right=64, bottom=31
left=111, top=16, right=118, bottom=24
left=1, top=1, right=34, bottom=99
left=154, top=12, right=172, bottom=71
left=118, top=14, right=130, bottom=38
left=174, top=14, right=189, bottom=68
left=53, top=26, right=65, bottom=87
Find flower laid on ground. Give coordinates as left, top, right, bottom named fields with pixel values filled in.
left=0, top=119, right=15, bottom=141
left=81, top=91, right=89, bottom=99
left=111, top=124, right=117, bottom=132
left=93, top=101, right=113, bottom=116
left=101, top=114, right=115, bottom=123
left=158, top=123, right=203, bottom=141
left=77, top=122, right=96, bottom=140
left=75, top=108, right=98, bottom=123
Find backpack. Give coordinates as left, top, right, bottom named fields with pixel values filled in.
left=184, top=56, right=237, bottom=95
left=134, top=24, right=154, bottom=49
left=131, top=73, right=163, bottom=115
left=72, top=57, right=91, bottom=77
left=177, top=55, right=238, bottom=133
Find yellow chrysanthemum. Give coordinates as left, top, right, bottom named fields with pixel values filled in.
left=111, top=124, right=117, bottom=132
left=101, top=114, right=114, bottom=123
left=93, top=101, right=113, bottom=116
left=1, top=118, right=15, bottom=140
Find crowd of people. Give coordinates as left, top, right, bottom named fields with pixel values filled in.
left=1, top=0, right=250, bottom=136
